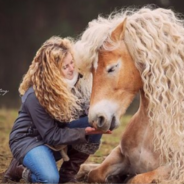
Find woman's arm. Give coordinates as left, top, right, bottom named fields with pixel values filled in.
left=24, top=92, right=88, bottom=146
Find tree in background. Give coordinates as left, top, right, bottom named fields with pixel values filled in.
left=0, top=0, right=183, bottom=111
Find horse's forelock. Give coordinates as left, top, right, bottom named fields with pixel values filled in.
left=74, top=15, right=125, bottom=74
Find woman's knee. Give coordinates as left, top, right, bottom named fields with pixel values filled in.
left=39, top=171, right=59, bottom=183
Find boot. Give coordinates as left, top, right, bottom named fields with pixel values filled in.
left=59, top=147, right=89, bottom=183
left=2, top=158, right=24, bottom=182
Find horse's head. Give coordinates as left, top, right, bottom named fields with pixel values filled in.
left=87, top=20, right=143, bottom=131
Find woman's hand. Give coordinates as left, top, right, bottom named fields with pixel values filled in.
left=85, top=127, right=112, bottom=135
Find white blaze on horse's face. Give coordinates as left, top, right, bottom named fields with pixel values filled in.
left=88, top=20, right=143, bottom=131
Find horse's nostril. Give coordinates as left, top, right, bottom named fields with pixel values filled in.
left=97, top=116, right=105, bottom=127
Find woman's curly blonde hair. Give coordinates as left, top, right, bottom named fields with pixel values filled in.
left=19, top=36, right=82, bottom=122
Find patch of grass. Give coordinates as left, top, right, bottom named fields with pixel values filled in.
left=0, top=108, right=18, bottom=181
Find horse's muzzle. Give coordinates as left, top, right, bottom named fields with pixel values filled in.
left=95, top=115, right=116, bottom=131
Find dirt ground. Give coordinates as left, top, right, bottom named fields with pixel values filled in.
left=0, top=108, right=128, bottom=183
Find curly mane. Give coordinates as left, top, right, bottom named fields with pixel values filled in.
left=75, top=6, right=184, bottom=181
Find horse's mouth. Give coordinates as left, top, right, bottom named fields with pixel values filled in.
left=109, top=116, right=116, bottom=131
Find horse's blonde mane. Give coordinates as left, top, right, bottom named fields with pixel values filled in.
left=75, top=6, right=184, bottom=181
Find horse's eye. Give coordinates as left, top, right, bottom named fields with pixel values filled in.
left=107, top=67, right=115, bottom=73
left=107, top=63, right=119, bottom=73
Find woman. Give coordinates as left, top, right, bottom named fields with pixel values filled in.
left=3, top=36, right=111, bottom=183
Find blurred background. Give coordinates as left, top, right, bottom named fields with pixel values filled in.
left=1, top=0, right=184, bottom=179
left=0, top=0, right=183, bottom=112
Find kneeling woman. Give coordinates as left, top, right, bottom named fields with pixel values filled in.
left=3, top=36, right=111, bottom=183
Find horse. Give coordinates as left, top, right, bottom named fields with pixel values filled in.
left=74, top=6, right=184, bottom=184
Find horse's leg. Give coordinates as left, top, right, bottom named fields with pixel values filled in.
left=127, top=165, right=171, bottom=184
left=76, top=163, right=100, bottom=182
left=87, top=145, right=129, bottom=183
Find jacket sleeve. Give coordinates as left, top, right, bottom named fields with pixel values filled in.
left=24, top=93, right=88, bottom=146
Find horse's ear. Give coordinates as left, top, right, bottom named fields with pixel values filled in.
left=111, top=18, right=127, bottom=42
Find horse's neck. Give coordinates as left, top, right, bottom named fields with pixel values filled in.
left=136, top=89, right=149, bottom=122
left=140, top=89, right=148, bottom=110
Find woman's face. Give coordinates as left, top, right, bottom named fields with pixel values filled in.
left=60, top=53, right=75, bottom=80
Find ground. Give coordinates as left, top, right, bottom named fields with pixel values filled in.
left=0, top=108, right=130, bottom=183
